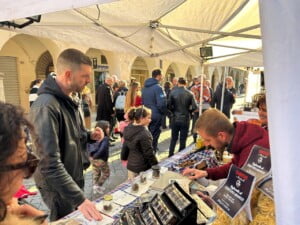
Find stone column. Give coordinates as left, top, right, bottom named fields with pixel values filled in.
left=0, top=73, right=5, bottom=102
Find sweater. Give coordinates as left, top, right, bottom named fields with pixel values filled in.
left=206, top=122, right=269, bottom=180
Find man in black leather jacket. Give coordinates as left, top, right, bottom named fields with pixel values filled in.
left=30, top=49, right=103, bottom=222
left=167, top=77, right=197, bottom=157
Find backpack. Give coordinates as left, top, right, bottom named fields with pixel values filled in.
left=115, top=91, right=126, bottom=110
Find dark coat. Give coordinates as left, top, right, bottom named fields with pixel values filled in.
left=142, top=78, right=167, bottom=120
left=30, top=76, right=93, bottom=208
left=121, top=124, right=158, bottom=173
left=168, top=86, right=197, bottom=123
left=88, top=136, right=110, bottom=161
left=96, top=83, right=114, bottom=121
left=211, top=83, right=235, bottom=118
left=206, top=122, right=270, bottom=180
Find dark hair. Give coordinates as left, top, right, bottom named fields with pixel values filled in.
left=178, top=77, right=186, bottom=85
left=164, top=81, right=172, bottom=90
left=95, top=120, right=110, bottom=136
left=57, top=48, right=92, bottom=74
left=128, top=106, right=151, bottom=122
left=195, top=108, right=234, bottom=137
left=0, top=102, right=35, bottom=165
left=257, top=94, right=266, bottom=108
left=29, top=79, right=42, bottom=89
left=0, top=102, right=37, bottom=220
left=152, top=69, right=161, bottom=78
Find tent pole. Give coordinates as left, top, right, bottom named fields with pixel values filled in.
left=220, top=67, right=227, bottom=113
left=206, top=50, right=259, bottom=60
left=208, top=43, right=260, bottom=51
left=155, top=25, right=261, bottom=57
left=159, top=24, right=261, bottom=39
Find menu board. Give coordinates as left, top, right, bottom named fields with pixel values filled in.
left=242, top=145, right=271, bottom=181
left=212, top=165, right=255, bottom=219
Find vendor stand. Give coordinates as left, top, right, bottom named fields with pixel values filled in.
left=52, top=145, right=218, bottom=225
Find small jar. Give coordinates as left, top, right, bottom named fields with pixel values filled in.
left=152, top=165, right=160, bottom=178
left=103, top=194, right=113, bottom=211
left=131, top=181, right=139, bottom=192
left=139, top=172, right=147, bottom=184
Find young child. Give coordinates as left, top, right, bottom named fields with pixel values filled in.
left=88, top=120, right=110, bottom=194
left=121, top=106, right=158, bottom=179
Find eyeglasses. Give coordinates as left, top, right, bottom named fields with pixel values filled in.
left=0, top=127, right=39, bottom=179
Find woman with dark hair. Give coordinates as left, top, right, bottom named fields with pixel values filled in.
left=0, top=102, right=46, bottom=224
left=29, top=79, right=43, bottom=107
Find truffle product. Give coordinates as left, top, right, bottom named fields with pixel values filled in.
left=103, top=194, right=113, bottom=211
left=132, top=183, right=139, bottom=192
left=152, top=165, right=160, bottom=178
left=140, top=172, right=147, bottom=183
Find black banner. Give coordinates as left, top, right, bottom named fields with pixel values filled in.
left=212, top=165, right=255, bottom=218
left=242, top=145, right=271, bottom=181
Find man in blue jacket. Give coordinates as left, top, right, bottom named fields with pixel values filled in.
left=142, top=69, right=167, bottom=151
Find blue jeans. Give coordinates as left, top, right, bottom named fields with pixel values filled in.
left=168, top=120, right=190, bottom=157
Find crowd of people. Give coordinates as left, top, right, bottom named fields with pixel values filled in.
left=0, top=47, right=271, bottom=224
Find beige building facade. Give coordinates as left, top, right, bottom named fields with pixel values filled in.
left=0, top=30, right=247, bottom=112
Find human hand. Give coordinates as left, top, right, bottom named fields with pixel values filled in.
left=90, top=127, right=104, bottom=141
left=182, top=168, right=208, bottom=180
left=78, top=199, right=102, bottom=221
left=8, top=203, right=48, bottom=224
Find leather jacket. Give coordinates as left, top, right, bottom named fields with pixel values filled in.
left=29, top=76, right=93, bottom=208
left=167, top=86, right=197, bottom=123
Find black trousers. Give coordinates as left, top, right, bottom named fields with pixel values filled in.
left=148, top=116, right=163, bottom=151
left=168, top=121, right=190, bottom=157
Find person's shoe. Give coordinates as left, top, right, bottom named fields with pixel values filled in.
left=111, top=135, right=118, bottom=140
left=109, top=138, right=116, bottom=142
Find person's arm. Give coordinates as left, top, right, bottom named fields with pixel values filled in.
left=30, top=105, right=85, bottom=208
left=190, top=92, right=198, bottom=112
left=93, top=137, right=109, bottom=159
left=140, top=131, right=158, bottom=166
left=121, top=141, right=130, bottom=160
left=205, top=162, right=232, bottom=180
left=155, top=86, right=167, bottom=114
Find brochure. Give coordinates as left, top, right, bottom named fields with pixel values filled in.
left=212, top=165, right=256, bottom=219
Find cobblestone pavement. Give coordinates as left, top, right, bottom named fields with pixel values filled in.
left=23, top=125, right=194, bottom=214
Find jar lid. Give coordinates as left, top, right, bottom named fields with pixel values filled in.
left=103, top=194, right=113, bottom=201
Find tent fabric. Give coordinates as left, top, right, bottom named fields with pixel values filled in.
left=0, top=0, right=262, bottom=66
left=0, top=0, right=116, bottom=22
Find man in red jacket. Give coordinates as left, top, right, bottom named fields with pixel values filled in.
left=183, top=108, right=269, bottom=180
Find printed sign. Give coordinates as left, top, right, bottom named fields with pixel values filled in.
left=242, top=145, right=271, bottom=181
left=257, top=173, right=274, bottom=199
left=212, top=165, right=255, bottom=218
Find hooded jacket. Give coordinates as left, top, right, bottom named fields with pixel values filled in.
left=121, top=124, right=158, bottom=173
left=29, top=76, right=92, bottom=208
left=142, top=78, right=167, bottom=118
left=206, top=121, right=269, bottom=180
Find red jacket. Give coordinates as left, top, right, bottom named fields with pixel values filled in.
left=206, top=122, right=270, bottom=180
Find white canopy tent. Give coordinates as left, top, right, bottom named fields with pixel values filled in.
left=0, top=0, right=262, bottom=66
